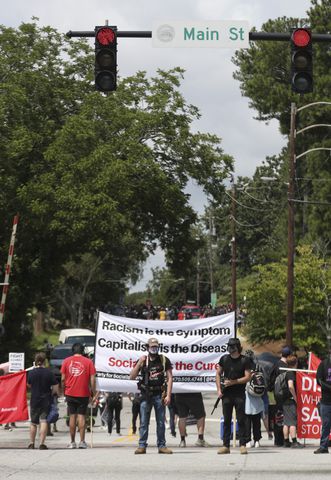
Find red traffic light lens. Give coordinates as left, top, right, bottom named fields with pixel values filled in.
left=96, top=27, right=116, bottom=46
left=292, top=28, right=311, bottom=47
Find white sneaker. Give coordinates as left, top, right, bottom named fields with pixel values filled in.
left=254, top=441, right=261, bottom=448
left=246, top=442, right=252, bottom=449
left=195, top=439, right=210, bottom=447
left=78, top=441, right=88, bottom=449
left=67, top=442, right=77, bottom=449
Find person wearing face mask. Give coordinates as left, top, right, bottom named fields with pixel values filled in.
left=130, top=337, right=173, bottom=455
left=216, top=338, right=251, bottom=455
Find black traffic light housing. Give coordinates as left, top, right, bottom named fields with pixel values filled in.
left=95, top=26, right=117, bottom=92
left=290, top=28, right=313, bottom=94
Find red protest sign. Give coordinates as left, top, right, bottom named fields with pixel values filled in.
left=0, top=370, right=29, bottom=423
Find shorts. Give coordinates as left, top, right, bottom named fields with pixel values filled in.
left=66, top=396, right=89, bottom=415
left=30, top=406, right=48, bottom=425
left=283, top=401, right=297, bottom=426
left=175, top=392, right=206, bottom=420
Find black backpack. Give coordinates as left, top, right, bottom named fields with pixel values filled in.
left=274, top=372, right=290, bottom=403
left=267, top=364, right=279, bottom=392
left=107, top=392, right=122, bottom=407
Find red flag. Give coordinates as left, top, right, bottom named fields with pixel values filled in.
left=308, top=352, right=321, bottom=371
left=0, top=370, right=29, bottom=423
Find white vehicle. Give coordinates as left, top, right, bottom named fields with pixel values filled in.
left=58, top=328, right=95, bottom=355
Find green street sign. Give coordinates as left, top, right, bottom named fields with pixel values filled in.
left=153, top=21, right=250, bottom=48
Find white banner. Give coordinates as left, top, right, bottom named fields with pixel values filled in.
left=95, top=311, right=235, bottom=393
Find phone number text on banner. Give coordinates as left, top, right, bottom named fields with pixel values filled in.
left=94, top=311, right=235, bottom=393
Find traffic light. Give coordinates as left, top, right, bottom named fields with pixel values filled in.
left=95, top=26, right=117, bottom=92
left=290, top=28, right=313, bottom=94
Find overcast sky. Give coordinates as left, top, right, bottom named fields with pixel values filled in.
left=3, top=0, right=312, bottom=291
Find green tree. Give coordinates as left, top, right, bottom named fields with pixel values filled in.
left=232, top=0, right=331, bottom=250
left=0, top=21, right=232, bottom=357
left=244, top=245, right=331, bottom=354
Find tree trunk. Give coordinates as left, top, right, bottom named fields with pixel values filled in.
left=33, top=310, right=44, bottom=336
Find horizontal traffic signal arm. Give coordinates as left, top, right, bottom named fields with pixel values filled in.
left=66, top=30, right=331, bottom=42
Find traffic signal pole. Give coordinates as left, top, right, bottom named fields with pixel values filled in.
left=286, top=103, right=296, bottom=348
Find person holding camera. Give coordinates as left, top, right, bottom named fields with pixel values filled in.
left=216, top=338, right=251, bottom=455
left=130, top=337, right=173, bottom=454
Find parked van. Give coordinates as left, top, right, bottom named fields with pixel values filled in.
left=58, top=328, right=95, bottom=355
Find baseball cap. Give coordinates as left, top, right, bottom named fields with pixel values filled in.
left=228, top=338, right=241, bottom=347
left=147, top=337, right=159, bottom=347
left=281, top=346, right=292, bottom=356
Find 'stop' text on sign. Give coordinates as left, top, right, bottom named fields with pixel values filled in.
left=152, top=21, right=250, bottom=48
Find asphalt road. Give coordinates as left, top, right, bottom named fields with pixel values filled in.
left=0, top=393, right=329, bottom=480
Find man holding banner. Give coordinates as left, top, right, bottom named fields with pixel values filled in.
left=314, top=352, right=331, bottom=454
left=130, top=337, right=173, bottom=455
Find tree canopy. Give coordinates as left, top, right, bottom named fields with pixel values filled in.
left=0, top=20, right=232, bottom=357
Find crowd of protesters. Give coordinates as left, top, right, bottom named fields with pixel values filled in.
left=102, top=301, right=245, bottom=322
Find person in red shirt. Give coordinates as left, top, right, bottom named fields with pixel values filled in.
left=61, top=343, right=96, bottom=449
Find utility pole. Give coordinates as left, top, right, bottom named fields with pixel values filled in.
left=196, top=250, right=200, bottom=306
left=208, top=213, right=215, bottom=305
left=286, top=102, right=297, bottom=348
left=230, top=176, right=237, bottom=323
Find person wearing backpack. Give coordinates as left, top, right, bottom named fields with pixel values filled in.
left=244, top=350, right=266, bottom=448
left=130, top=337, right=173, bottom=454
left=268, top=346, right=292, bottom=446
left=282, top=355, right=304, bottom=448
left=106, top=392, right=123, bottom=435
left=216, top=338, right=252, bottom=455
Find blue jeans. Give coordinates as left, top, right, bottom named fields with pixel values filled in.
left=320, top=402, right=331, bottom=450
left=139, top=395, right=166, bottom=448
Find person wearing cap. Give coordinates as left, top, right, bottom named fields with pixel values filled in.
left=130, top=337, right=173, bottom=454
left=267, top=345, right=292, bottom=447
left=216, top=338, right=251, bottom=455
left=282, top=355, right=304, bottom=449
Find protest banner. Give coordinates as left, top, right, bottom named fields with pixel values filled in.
left=95, top=310, right=234, bottom=392
left=0, top=370, right=29, bottom=423
left=296, top=371, right=321, bottom=438
left=296, top=370, right=331, bottom=439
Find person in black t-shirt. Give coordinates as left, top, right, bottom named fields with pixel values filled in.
left=27, top=352, right=58, bottom=450
left=216, top=338, right=251, bottom=455
left=314, top=352, right=331, bottom=454
left=283, top=355, right=303, bottom=448
left=130, top=337, right=173, bottom=455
